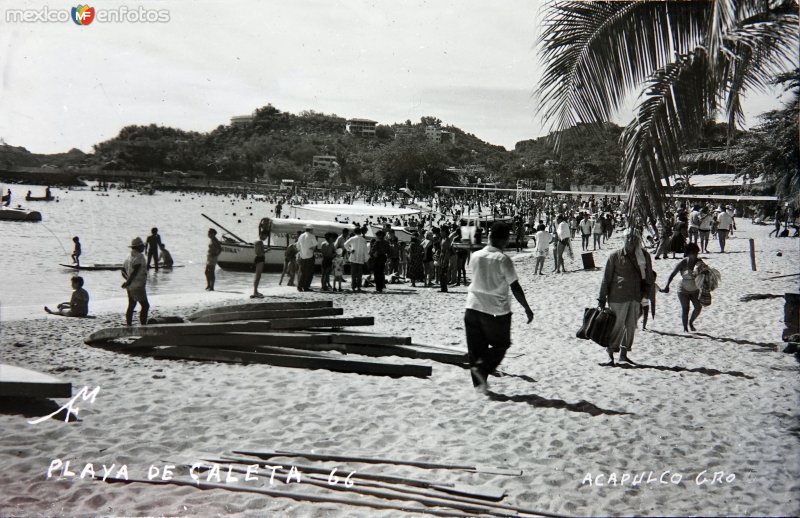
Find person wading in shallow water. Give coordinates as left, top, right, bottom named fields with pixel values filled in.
left=464, top=222, right=534, bottom=393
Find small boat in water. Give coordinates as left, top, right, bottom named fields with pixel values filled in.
left=59, top=263, right=123, bottom=271
left=25, top=188, right=55, bottom=202
left=59, top=263, right=184, bottom=271
left=0, top=206, right=42, bottom=222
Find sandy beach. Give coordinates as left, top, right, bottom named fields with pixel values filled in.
left=1, top=220, right=798, bottom=517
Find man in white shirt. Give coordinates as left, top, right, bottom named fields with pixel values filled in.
left=465, top=222, right=534, bottom=392
left=716, top=207, right=734, bottom=253
left=344, top=226, right=368, bottom=292
left=295, top=225, right=318, bottom=291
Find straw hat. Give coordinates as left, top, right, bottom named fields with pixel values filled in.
left=129, top=237, right=144, bottom=248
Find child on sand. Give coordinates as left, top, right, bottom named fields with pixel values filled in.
left=533, top=224, right=551, bottom=275
left=332, top=248, right=345, bottom=292
left=45, top=276, right=89, bottom=317
left=71, top=236, right=81, bottom=267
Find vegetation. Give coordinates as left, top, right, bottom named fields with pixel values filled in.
left=536, top=0, right=799, bottom=219
left=732, top=68, right=800, bottom=201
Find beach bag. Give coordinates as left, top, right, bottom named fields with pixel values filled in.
left=699, top=288, right=712, bottom=307
left=576, top=307, right=617, bottom=348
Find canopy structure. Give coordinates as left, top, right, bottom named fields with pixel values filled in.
left=289, top=203, right=421, bottom=218
left=434, top=185, right=777, bottom=202
left=662, top=174, right=766, bottom=188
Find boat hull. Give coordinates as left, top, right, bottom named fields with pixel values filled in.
left=0, top=208, right=42, bottom=222
left=218, top=242, right=329, bottom=273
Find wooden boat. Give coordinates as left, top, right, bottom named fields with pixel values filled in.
left=60, top=263, right=123, bottom=271
left=85, top=317, right=375, bottom=344
left=25, top=195, right=55, bottom=202
left=217, top=217, right=360, bottom=272
left=0, top=207, right=42, bottom=222
left=59, top=263, right=183, bottom=271
left=0, top=364, right=72, bottom=398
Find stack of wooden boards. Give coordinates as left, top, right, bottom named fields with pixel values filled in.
left=84, top=301, right=467, bottom=379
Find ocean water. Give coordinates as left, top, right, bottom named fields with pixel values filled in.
left=0, top=183, right=278, bottom=318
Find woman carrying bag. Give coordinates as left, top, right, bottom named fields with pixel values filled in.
left=661, top=243, right=714, bottom=333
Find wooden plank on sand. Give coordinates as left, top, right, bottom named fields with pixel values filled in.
left=269, top=316, right=374, bottom=330
left=236, top=449, right=521, bottom=476
left=326, top=333, right=412, bottom=345
left=85, top=321, right=274, bottom=344
left=150, top=346, right=431, bottom=378
left=0, top=364, right=72, bottom=398
left=192, top=307, right=343, bottom=323
left=104, top=476, right=480, bottom=518
left=131, top=332, right=333, bottom=348
left=186, top=301, right=332, bottom=321
left=335, top=343, right=466, bottom=365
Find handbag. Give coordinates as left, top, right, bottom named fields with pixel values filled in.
left=576, top=307, right=617, bottom=348
left=699, top=289, right=712, bottom=306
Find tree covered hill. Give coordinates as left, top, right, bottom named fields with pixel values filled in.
left=4, top=104, right=632, bottom=190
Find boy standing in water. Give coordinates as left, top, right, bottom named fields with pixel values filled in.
left=71, top=236, right=81, bottom=268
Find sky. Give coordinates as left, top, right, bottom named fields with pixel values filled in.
left=0, top=0, right=793, bottom=154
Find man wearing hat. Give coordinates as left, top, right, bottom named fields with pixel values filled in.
left=295, top=225, right=317, bottom=291
left=122, top=236, right=150, bottom=326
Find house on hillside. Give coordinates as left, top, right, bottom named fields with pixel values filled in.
left=312, top=155, right=339, bottom=172
left=230, top=113, right=254, bottom=126
left=425, top=125, right=455, bottom=144
left=393, top=125, right=419, bottom=139
left=346, top=118, right=378, bottom=137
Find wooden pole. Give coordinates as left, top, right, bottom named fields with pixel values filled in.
left=749, top=238, right=757, bottom=271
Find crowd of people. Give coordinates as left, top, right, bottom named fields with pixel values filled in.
left=38, top=187, right=778, bottom=393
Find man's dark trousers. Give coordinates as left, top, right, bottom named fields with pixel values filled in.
left=464, top=308, right=511, bottom=387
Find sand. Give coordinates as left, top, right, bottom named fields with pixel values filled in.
left=0, top=220, right=798, bottom=517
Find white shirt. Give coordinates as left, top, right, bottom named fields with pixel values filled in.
left=579, top=219, right=593, bottom=235
left=296, top=231, right=317, bottom=260
left=466, top=246, right=519, bottom=316
left=557, top=221, right=571, bottom=240
left=344, top=235, right=368, bottom=264
left=534, top=231, right=551, bottom=253
left=717, top=211, right=733, bottom=231
left=123, top=252, right=147, bottom=289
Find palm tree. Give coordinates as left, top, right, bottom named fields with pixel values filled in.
left=535, top=0, right=799, bottom=222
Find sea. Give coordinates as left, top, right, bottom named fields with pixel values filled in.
left=0, top=183, right=422, bottom=322
left=0, top=183, right=282, bottom=321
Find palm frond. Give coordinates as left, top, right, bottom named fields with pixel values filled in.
left=721, top=6, right=800, bottom=133
left=621, top=52, right=716, bottom=222
left=536, top=0, right=711, bottom=149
